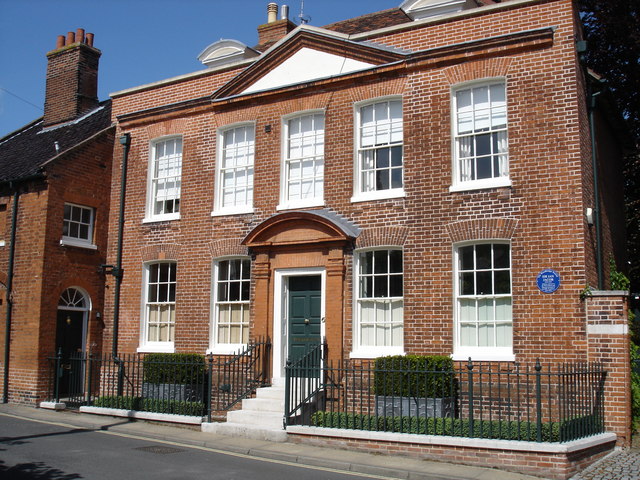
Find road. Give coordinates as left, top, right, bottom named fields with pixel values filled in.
left=0, top=414, right=387, bottom=480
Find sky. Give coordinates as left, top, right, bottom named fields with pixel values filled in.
left=0, top=0, right=398, bottom=137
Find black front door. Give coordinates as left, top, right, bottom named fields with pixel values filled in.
left=287, top=275, right=322, bottom=364
left=55, top=309, right=84, bottom=397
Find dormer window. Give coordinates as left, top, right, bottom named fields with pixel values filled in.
left=197, top=39, right=260, bottom=69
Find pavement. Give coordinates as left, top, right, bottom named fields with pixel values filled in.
left=0, top=404, right=636, bottom=480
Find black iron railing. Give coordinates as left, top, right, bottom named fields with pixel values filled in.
left=46, top=338, right=271, bottom=419
left=284, top=342, right=326, bottom=426
left=285, top=358, right=606, bottom=443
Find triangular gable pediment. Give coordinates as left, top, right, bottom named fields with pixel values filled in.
left=212, top=28, right=406, bottom=100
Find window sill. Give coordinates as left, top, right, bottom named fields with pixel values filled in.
left=211, top=207, right=253, bottom=217
left=276, top=200, right=324, bottom=211
left=449, top=177, right=512, bottom=193
left=60, top=239, right=97, bottom=250
left=0, top=240, right=5, bottom=248
left=451, top=351, right=515, bottom=362
left=350, top=348, right=405, bottom=359
left=350, top=189, right=405, bottom=204
left=207, top=345, right=246, bottom=355
left=142, top=214, right=180, bottom=224
left=137, top=344, right=175, bottom=354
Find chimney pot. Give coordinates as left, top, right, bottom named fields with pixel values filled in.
left=86, top=33, right=94, bottom=47
left=267, top=2, right=278, bottom=23
left=76, top=28, right=85, bottom=43
left=66, top=31, right=75, bottom=44
left=281, top=5, right=289, bottom=20
left=56, top=35, right=65, bottom=49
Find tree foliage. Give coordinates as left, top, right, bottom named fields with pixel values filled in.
left=578, top=0, right=640, bottom=292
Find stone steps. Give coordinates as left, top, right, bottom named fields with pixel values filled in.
left=201, top=384, right=288, bottom=442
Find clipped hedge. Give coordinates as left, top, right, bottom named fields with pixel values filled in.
left=311, top=411, right=602, bottom=443
left=373, top=355, right=456, bottom=398
left=311, top=411, right=562, bottom=442
left=93, top=395, right=141, bottom=410
left=143, top=353, right=206, bottom=384
left=93, top=395, right=205, bottom=417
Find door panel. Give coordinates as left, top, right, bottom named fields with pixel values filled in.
left=288, top=275, right=322, bottom=365
left=55, top=310, right=85, bottom=397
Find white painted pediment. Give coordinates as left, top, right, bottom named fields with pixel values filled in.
left=198, top=39, right=260, bottom=68
left=400, top=0, right=477, bottom=20
left=242, top=47, right=375, bottom=94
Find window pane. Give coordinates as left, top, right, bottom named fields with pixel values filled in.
left=476, top=244, right=492, bottom=269
left=494, top=270, right=511, bottom=294
left=461, top=272, right=474, bottom=295
left=493, top=243, right=510, bottom=268
left=374, top=250, right=388, bottom=274
left=459, top=246, right=474, bottom=271
left=476, top=271, right=492, bottom=295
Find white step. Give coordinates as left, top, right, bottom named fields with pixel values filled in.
left=202, top=421, right=288, bottom=442
left=226, top=409, right=283, bottom=427
left=240, top=397, right=285, bottom=412
left=202, top=384, right=288, bottom=442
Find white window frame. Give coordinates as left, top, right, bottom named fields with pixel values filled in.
left=138, top=261, right=176, bottom=353
left=277, top=110, right=325, bottom=210
left=208, top=257, right=251, bottom=354
left=212, top=123, right=255, bottom=216
left=351, top=247, right=405, bottom=358
left=351, top=97, right=405, bottom=203
left=452, top=241, right=514, bottom=361
left=144, top=136, right=182, bottom=223
left=450, top=79, right=511, bottom=192
left=60, top=203, right=96, bottom=249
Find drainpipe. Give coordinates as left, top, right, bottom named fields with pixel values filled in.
left=112, top=133, right=130, bottom=358
left=2, top=189, right=19, bottom=403
left=589, top=91, right=604, bottom=289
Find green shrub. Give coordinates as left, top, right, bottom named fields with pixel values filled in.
left=631, top=340, right=640, bottom=432
left=143, top=353, right=206, bottom=384
left=311, top=411, right=577, bottom=442
left=93, top=395, right=204, bottom=417
left=93, top=395, right=141, bottom=410
left=141, top=398, right=205, bottom=416
left=373, top=355, right=456, bottom=398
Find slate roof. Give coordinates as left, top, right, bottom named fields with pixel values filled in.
left=0, top=100, right=113, bottom=184
left=323, top=8, right=412, bottom=35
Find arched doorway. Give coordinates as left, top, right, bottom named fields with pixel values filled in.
left=55, top=287, right=90, bottom=398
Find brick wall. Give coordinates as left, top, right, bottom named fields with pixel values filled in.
left=585, top=291, right=631, bottom=445
left=0, top=128, right=113, bottom=405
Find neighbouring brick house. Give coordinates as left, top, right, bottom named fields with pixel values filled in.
left=0, top=30, right=114, bottom=405
left=104, top=0, right=630, bottom=477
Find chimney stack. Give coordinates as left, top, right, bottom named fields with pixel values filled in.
left=43, top=29, right=101, bottom=127
left=257, top=3, right=296, bottom=52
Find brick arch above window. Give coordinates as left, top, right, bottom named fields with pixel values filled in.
left=209, top=239, right=248, bottom=259
left=145, top=118, right=190, bottom=139
left=441, top=57, right=513, bottom=86
left=445, top=218, right=518, bottom=243
left=273, top=93, right=332, bottom=118
left=356, top=226, right=409, bottom=249
left=348, top=77, right=407, bottom=104
left=212, top=106, right=261, bottom=129
left=141, top=244, right=181, bottom=263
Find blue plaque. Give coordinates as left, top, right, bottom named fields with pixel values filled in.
left=537, top=269, right=560, bottom=293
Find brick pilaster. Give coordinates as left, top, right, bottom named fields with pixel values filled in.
left=585, top=290, right=631, bottom=446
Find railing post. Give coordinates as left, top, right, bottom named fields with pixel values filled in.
left=86, top=350, right=93, bottom=404
left=284, top=358, right=291, bottom=428
left=467, top=358, right=474, bottom=437
left=116, top=357, right=124, bottom=397
left=54, top=348, right=62, bottom=403
left=207, top=353, right=213, bottom=423
left=535, top=358, right=542, bottom=442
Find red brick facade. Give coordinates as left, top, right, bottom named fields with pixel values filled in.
left=102, top=0, right=629, bottom=461
left=0, top=31, right=113, bottom=405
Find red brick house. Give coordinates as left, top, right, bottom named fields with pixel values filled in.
left=104, top=0, right=629, bottom=476
left=0, top=30, right=113, bottom=405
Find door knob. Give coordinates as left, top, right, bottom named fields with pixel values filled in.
left=304, top=318, right=310, bottom=325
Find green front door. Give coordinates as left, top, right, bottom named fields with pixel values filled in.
left=288, top=275, right=322, bottom=364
